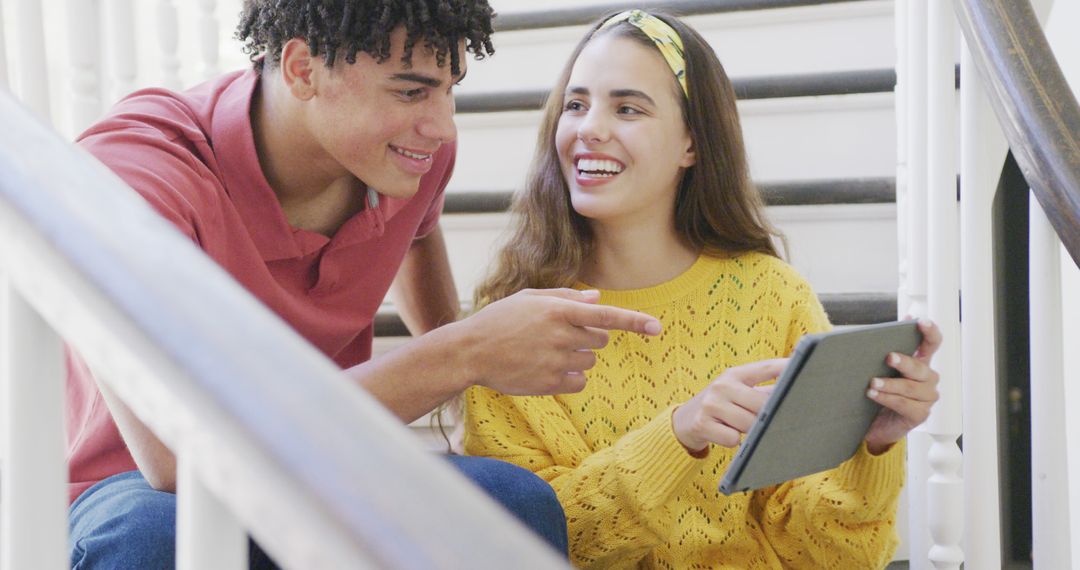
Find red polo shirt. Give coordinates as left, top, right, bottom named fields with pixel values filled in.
left=65, top=70, right=452, bottom=501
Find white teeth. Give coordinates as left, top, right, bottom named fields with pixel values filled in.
left=577, top=158, right=623, bottom=175
left=393, top=146, right=431, bottom=160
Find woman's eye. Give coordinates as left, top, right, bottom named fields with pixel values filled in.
left=618, top=105, right=641, bottom=115
left=564, top=100, right=586, bottom=112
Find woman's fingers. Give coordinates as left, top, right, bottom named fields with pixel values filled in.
left=887, top=351, right=938, bottom=385
left=692, top=416, right=744, bottom=448
left=913, top=318, right=943, bottom=363
left=868, top=376, right=939, bottom=403
left=711, top=401, right=759, bottom=434
left=867, top=389, right=932, bottom=427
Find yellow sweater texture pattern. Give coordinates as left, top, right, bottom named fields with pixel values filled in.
left=464, top=253, right=904, bottom=569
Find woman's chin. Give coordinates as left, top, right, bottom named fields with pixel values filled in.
left=568, top=195, right=610, bottom=221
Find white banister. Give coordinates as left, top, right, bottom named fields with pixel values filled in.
left=0, top=86, right=567, bottom=569
left=1029, top=195, right=1072, bottom=568
left=11, top=0, right=52, bottom=121
left=196, top=0, right=220, bottom=81
left=903, top=0, right=932, bottom=566
left=177, top=445, right=249, bottom=570
left=66, top=0, right=103, bottom=134
left=156, top=0, right=182, bottom=90
left=924, top=1, right=963, bottom=568
left=104, top=0, right=137, bottom=106
left=0, top=281, right=68, bottom=570
left=958, top=43, right=1006, bottom=569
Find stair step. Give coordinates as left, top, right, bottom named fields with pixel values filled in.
left=373, top=292, right=897, bottom=337
left=492, top=0, right=871, bottom=31
left=442, top=177, right=895, bottom=214
left=456, top=69, right=896, bottom=114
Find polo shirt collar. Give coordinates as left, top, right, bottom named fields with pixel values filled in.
left=211, top=70, right=301, bottom=262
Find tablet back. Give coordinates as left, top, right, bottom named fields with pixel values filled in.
left=719, top=320, right=921, bottom=494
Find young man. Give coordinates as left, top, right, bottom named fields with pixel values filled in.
left=66, top=1, right=662, bottom=567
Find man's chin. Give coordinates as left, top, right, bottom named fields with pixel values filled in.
left=360, top=178, right=422, bottom=200
left=377, top=184, right=422, bottom=200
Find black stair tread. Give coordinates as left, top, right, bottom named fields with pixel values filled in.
left=442, top=177, right=895, bottom=214
left=456, top=68, right=896, bottom=114
left=374, top=292, right=897, bottom=337
left=493, top=0, right=870, bottom=32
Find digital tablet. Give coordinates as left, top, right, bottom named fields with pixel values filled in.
left=718, top=320, right=922, bottom=495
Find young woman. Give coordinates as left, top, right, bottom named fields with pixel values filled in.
left=463, top=9, right=941, bottom=569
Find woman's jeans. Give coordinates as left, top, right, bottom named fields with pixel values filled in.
left=69, top=456, right=568, bottom=569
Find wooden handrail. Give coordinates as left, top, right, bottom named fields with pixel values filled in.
left=0, top=91, right=566, bottom=569
left=954, top=0, right=1080, bottom=267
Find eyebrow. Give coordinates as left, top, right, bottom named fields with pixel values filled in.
left=390, top=69, right=468, bottom=87
left=566, top=86, right=656, bottom=106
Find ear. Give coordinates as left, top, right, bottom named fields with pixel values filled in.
left=280, top=38, right=317, bottom=101
left=678, top=134, right=696, bottom=168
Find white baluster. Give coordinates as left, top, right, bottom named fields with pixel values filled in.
left=196, top=0, right=220, bottom=81
left=893, top=4, right=912, bottom=561
left=104, top=0, right=137, bottom=105
left=11, top=0, right=52, bottom=121
left=1030, top=196, right=1072, bottom=568
left=959, top=43, right=1006, bottom=570
left=157, top=0, right=182, bottom=90
left=67, top=0, right=103, bottom=135
left=177, top=445, right=248, bottom=570
left=904, top=0, right=931, bottom=567
left=924, top=2, right=962, bottom=568
left=0, top=282, right=68, bottom=570
left=895, top=0, right=909, bottom=318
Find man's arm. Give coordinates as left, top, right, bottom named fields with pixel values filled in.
left=96, top=381, right=179, bottom=492
left=349, top=288, right=664, bottom=423
left=388, top=225, right=460, bottom=335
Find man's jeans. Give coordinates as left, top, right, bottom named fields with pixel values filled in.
left=69, top=456, right=568, bottom=569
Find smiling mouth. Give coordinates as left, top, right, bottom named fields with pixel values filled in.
left=575, top=157, right=624, bottom=178
left=390, top=145, right=433, bottom=161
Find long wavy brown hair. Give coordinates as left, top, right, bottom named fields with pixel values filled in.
left=474, top=10, right=782, bottom=308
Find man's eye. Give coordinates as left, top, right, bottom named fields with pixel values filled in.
left=400, top=88, right=425, bottom=99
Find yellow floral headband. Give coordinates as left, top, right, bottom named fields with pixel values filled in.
left=597, top=9, right=688, bottom=98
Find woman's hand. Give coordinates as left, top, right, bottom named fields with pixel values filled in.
left=671, top=359, right=787, bottom=454
left=864, top=318, right=943, bottom=454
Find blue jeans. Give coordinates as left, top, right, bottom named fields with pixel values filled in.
left=69, top=456, right=568, bottom=568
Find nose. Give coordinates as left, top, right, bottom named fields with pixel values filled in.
left=577, top=107, right=609, bottom=144
left=418, top=93, right=457, bottom=143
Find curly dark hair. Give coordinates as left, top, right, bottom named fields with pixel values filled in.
left=236, top=0, right=495, bottom=75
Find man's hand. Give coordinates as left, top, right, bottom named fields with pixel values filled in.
left=456, top=288, right=662, bottom=396
left=671, top=359, right=786, bottom=453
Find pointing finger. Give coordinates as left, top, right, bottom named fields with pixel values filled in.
left=563, top=302, right=662, bottom=336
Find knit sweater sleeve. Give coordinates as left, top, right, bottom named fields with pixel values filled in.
left=464, top=386, right=703, bottom=568
left=751, top=280, right=905, bottom=568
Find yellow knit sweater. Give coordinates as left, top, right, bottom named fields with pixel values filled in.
left=464, top=252, right=905, bottom=569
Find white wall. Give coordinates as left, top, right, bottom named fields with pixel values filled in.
left=1044, top=0, right=1080, bottom=561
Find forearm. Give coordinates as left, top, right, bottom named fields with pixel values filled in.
left=389, top=225, right=460, bottom=335
left=95, top=380, right=178, bottom=492
left=347, top=318, right=476, bottom=423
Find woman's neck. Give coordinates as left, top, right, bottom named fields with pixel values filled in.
left=579, top=216, right=700, bottom=291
